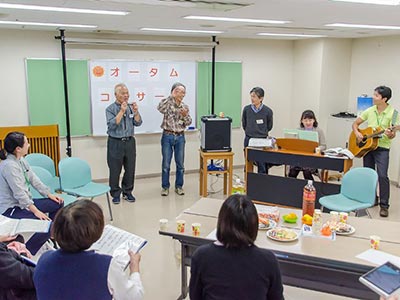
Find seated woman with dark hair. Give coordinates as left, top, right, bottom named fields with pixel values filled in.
left=0, top=131, right=63, bottom=255
left=34, top=199, right=144, bottom=300
left=0, top=235, right=36, bottom=300
left=189, top=194, right=284, bottom=300
left=288, top=110, right=326, bottom=180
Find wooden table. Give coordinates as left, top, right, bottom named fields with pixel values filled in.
left=160, top=198, right=400, bottom=300
left=199, top=150, right=234, bottom=197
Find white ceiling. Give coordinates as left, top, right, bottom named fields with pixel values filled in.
left=1, top=0, right=400, bottom=39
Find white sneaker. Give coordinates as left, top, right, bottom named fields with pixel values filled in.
left=161, top=188, right=169, bottom=196
left=175, top=188, right=185, bottom=195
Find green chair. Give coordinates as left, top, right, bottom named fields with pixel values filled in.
left=319, top=167, right=378, bottom=217
left=30, top=166, right=77, bottom=206
left=58, top=157, right=113, bottom=221
left=25, top=153, right=60, bottom=191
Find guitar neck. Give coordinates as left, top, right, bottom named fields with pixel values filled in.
left=365, top=130, right=385, bottom=139
left=364, top=125, right=400, bottom=139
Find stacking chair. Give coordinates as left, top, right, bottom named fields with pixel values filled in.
left=318, top=167, right=378, bottom=217
left=30, top=166, right=78, bottom=206
left=25, top=153, right=60, bottom=191
left=58, top=157, right=113, bottom=221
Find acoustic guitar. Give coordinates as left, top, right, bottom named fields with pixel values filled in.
left=348, top=126, right=398, bottom=158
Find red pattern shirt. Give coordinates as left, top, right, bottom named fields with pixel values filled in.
left=157, top=96, right=192, bottom=132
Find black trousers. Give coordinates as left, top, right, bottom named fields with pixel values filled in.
left=244, top=135, right=269, bottom=174
left=288, top=166, right=315, bottom=180
left=107, top=137, right=136, bottom=198
left=363, top=147, right=390, bottom=209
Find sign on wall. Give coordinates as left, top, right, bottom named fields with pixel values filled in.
left=89, top=60, right=196, bottom=135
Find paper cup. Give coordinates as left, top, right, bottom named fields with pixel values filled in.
left=192, top=223, right=201, bottom=236
left=339, top=212, right=348, bottom=223
left=176, top=220, right=186, bottom=233
left=370, top=235, right=380, bottom=250
left=330, top=211, right=339, bottom=223
left=159, top=219, right=168, bottom=231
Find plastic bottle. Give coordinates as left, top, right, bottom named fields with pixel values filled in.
left=302, top=180, right=316, bottom=217
left=232, top=178, right=246, bottom=194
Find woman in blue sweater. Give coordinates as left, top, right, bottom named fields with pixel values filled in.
left=34, top=200, right=144, bottom=300
left=189, top=194, right=284, bottom=300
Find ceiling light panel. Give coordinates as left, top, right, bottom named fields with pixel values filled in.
left=326, top=23, right=400, bottom=30
left=257, top=33, right=325, bottom=38
left=0, top=3, right=129, bottom=15
left=140, top=27, right=223, bottom=34
left=0, top=20, right=97, bottom=28
left=330, top=0, right=400, bottom=5
left=184, top=16, right=290, bottom=24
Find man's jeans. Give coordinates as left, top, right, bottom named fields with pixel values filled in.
left=161, top=133, right=185, bottom=189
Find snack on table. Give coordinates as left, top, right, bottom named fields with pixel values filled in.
left=283, top=212, right=298, bottom=223
left=320, top=225, right=332, bottom=236
left=258, top=214, right=270, bottom=227
left=258, top=207, right=280, bottom=223
left=302, top=214, right=313, bottom=226
left=324, top=220, right=354, bottom=234
left=267, top=228, right=298, bottom=242
left=258, top=218, right=277, bottom=230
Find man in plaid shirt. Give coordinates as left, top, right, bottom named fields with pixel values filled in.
left=157, top=82, right=192, bottom=196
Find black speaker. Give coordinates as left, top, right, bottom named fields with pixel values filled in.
left=201, top=116, right=232, bottom=152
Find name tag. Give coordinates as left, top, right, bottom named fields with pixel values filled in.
left=129, top=114, right=134, bottom=119
left=256, top=119, right=264, bottom=124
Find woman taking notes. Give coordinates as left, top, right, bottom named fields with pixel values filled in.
left=34, top=200, right=144, bottom=300
left=0, top=132, right=63, bottom=255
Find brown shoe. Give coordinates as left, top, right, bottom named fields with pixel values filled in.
left=379, top=207, right=389, bottom=217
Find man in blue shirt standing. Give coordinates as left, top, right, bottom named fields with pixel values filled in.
left=106, top=83, right=142, bottom=204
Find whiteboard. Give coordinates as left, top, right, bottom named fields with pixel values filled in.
left=89, top=60, right=196, bottom=135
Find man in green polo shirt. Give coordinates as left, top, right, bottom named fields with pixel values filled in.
left=352, top=86, right=399, bottom=217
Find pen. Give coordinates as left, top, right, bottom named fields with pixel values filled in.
left=123, top=249, right=139, bottom=272
left=274, top=253, right=289, bottom=259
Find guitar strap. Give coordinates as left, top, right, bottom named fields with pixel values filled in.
left=392, top=109, right=398, bottom=127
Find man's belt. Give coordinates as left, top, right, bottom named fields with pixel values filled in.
left=109, top=136, right=133, bottom=141
left=163, top=130, right=184, bottom=136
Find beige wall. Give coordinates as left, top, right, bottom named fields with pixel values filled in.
left=291, top=39, right=323, bottom=127
left=2, top=28, right=399, bottom=184
left=319, top=39, right=353, bottom=133
left=0, top=29, right=294, bottom=180
left=348, top=36, right=400, bottom=182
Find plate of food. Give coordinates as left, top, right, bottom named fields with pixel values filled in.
left=266, top=228, right=299, bottom=242
left=334, top=223, right=355, bottom=235
left=258, top=217, right=277, bottom=230
left=324, top=221, right=355, bottom=235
